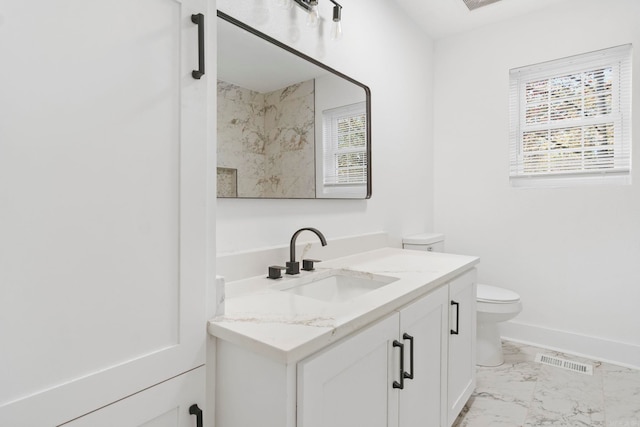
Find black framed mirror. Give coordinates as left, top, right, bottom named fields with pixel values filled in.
left=217, top=11, right=371, bottom=199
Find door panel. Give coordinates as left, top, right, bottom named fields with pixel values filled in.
left=0, top=1, right=208, bottom=425
left=298, top=313, right=400, bottom=427
left=447, top=270, right=477, bottom=425
left=62, top=367, right=205, bottom=427
left=399, top=286, right=448, bottom=427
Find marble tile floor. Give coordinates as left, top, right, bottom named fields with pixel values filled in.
left=453, top=341, right=640, bottom=427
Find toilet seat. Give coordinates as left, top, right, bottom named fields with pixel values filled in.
left=477, top=284, right=520, bottom=303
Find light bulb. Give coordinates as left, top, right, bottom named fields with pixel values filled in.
left=331, top=20, right=342, bottom=40
left=306, top=4, right=319, bottom=28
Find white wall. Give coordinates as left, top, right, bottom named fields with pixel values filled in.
left=216, top=0, right=435, bottom=253
left=434, top=0, right=640, bottom=367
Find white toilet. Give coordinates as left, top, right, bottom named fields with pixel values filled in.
left=475, top=284, right=522, bottom=366
left=402, top=233, right=522, bottom=367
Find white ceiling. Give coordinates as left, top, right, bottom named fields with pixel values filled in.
left=392, top=0, right=573, bottom=40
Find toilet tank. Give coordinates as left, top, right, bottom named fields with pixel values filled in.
left=402, top=233, right=445, bottom=252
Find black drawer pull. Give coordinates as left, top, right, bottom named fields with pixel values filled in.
left=392, top=340, right=404, bottom=389
left=451, top=300, right=460, bottom=335
left=189, top=403, right=203, bottom=427
left=191, top=13, right=205, bottom=79
left=403, top=333, right=414, bottom=380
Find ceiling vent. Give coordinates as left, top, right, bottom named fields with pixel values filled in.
left=462, top=0, right=502, bottom=11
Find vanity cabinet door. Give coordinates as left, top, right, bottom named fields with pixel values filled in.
left=297, top=286, right=452, bottom=427
left=398, top=286, right=449, bottom=427
left=297, top=313, right=400, bottom=427
left=63, top=367, right=205, bottom=427
left=447, top=270, right=477, bottom=426
left=0, top=1, right=209, bottom=425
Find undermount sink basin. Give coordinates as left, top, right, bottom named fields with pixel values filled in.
left=278, top=270, right=399, bottom=303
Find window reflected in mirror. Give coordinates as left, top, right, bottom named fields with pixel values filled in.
left=217, top=11, right=371, bottom=199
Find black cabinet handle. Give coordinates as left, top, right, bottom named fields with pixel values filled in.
left=392, top=340, right=404, bottom=389
left=451, top=300, right=460, bottom=335
left=191, top=13, right=205, bottom=79
left=189, top=404, right=203, bottom=427
left=402, top=333, right=414, bottom=380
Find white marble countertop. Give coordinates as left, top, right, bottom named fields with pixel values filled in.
left=208, top=247, right=479, bottom=364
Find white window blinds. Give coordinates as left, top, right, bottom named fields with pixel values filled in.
left=322, top=102, right=367, bottom=186
left=509, top=45, right=632, bottom=186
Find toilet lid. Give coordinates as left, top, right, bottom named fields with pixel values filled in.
left=477, top=284, right=520, bottom=303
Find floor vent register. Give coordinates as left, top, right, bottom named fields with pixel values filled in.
left=534, top=353, right=594, bottom=375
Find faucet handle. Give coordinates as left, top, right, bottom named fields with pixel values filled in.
left=302, top=259, right=322, bottom=271
left=268, top=265, right=287, bottom=279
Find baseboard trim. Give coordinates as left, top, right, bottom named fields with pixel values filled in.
left=501, top=321, right=640, bottom=370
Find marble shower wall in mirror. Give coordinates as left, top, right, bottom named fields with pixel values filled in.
left=217, top=79, right=316, bottom=198
left=217, top=11, right=371, bottom=199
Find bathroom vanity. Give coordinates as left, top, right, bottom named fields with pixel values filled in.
left=209, top=247, right=479, bottom=427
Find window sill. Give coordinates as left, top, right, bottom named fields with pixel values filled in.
left=317, top=183, right=368, bottom=198
left=510, top=173, right=631, bottom=189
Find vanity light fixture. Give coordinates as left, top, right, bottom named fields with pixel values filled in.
left=293, top=0, right=343, bottom=39
left=302, top=0, right=319, bottom=27
left=330, top=0, right=342, bottom=40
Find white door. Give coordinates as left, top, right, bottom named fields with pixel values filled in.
left=447, top=270, right=477, bottom=425
left=0, top=1, right=209, bottom=425
left=398, top=286, right=448, bottom=427
left=297, top=313, right=400, bottom=427
left=62, top=367, right=205, bottom=427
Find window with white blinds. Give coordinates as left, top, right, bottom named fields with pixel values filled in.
left=322, top=102, right=367, bottom=186
left=509, top=45, right=632, bottom=187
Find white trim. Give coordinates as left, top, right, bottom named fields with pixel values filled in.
left=510, top=44, right=632, bottom=80
left=510, top=171, right=631, bottom=188
left=501, top=320, right=640, bottom=370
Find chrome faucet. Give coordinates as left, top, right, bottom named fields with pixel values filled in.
left=286, top=227, right=327, bottom=275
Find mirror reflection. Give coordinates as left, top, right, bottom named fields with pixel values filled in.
left=217, top=11, right=371, bottom=199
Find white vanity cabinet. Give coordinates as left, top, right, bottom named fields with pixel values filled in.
left=298, top=285, right=449, bottom=427
left=0, top=0, right=210, bottom=425
left=213, top=267, right=477, bottom=427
